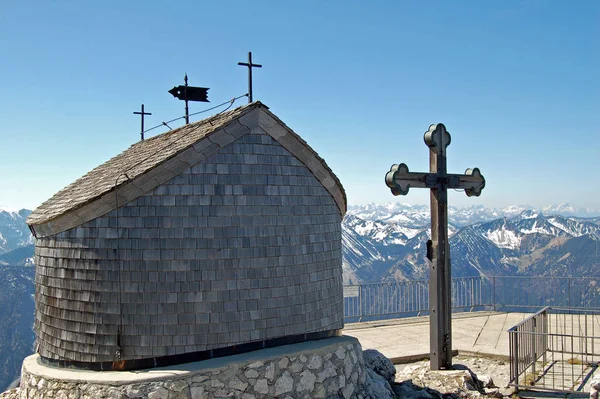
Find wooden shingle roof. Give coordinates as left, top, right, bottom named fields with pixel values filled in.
left=27, top=102, right=347, bottom=237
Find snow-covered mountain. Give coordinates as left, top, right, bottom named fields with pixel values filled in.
left=541, top=203, right=600, bottom=217
left=343, top=204, right=600, bottom=283
left=0, top=209, right=33, bottom=256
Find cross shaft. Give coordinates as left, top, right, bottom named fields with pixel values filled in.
left=133, top=104, right=152, bottom=141
left=238, top=52, right=262, bottom=103
left=384, top=123, right=485, bottom=370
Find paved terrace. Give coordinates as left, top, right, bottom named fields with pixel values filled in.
left=344, top=311, right=531, bottom=360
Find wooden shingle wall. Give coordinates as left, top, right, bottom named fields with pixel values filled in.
left=34, top=130, right=343, bottom=363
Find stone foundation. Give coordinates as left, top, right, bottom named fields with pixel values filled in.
left=13, top=336, right=366, bottom=399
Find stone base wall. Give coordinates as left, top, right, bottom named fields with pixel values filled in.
left=10, top=336, right=366, bottom=399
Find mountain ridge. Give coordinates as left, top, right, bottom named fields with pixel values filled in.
left=343, top=204, right=600, bottom=283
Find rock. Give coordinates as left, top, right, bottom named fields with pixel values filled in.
left=192, top=375, right=210, bottom=383
left=592, top=376, right=600, bottom=391
left=335, top=346, right=347, bottom=360
left=254, top=379, right=268, bottom=395
left=351, top=371, right=358, bottom=386
left=147, top=387, right=169, bottom=399
left=485, top=388, right=504, bottom=398
left=361, top=368, right=393, bottom=399
left=308, top=354, right=323, bottom=370
left=317, top=366, right=337, bottom=383
left=228, top=377, right=248, bottom=392
left=313, top=384, right=326, bottom=398
left=106, top=387, right=125, bottom=399
left=288, top=360, right=303, bottom=373
left=396, top=363, right=488, bottom=396
left=344, top=355, right=354, bottom=379
left=342, top=382, right=355, bottom=399
left=325, top=376, right=340, bottom=395
left=244, top=369, right=259, bottom=379
left=190, top=386, right=205, bottom=399
left=279, top=357, right=289, bottom=369
left=393, top=382, right=437, bottom=399
left=265, top=362, right=275, bottom=381
left=167, top=379, right=189, bottom=392
left=297, top=370, right=316, bottom=392
left=363, top=349, right=396, bottom=384
left=56, top=389, right=69, bottom=399
left=590, top=375, right=600, bottom=399
left=275, top=371, right=294, bottom=395
left=210, top=379, right=225, bottom=388
left=478, top=374, right=495, bottom=388
left=125, top=385, right=144, bottom=398
left=350, top=349, right=358, bottom=365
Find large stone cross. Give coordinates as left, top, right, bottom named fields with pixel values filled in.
left=385, top=123, right=485, bottom=370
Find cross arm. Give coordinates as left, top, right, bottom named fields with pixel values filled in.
left=386, top=164, right=486, bottom=197
left=238, top=62, right=262, bottom=68
left=385, top=163, right=430, bottom=196
left=446, top=168, right=486, bottom=197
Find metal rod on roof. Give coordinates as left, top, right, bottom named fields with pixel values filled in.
left=184, top=74, right=189, bottom=124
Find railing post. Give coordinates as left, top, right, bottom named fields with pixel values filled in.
left=470, top=278, right=475, bottom=311
left=492, top=276, right=496, bottom=311
left=585, top=312, right=588, bottom=361
left=543, top=310, right=547, bottom=365
left=531, top=318, right=536, bottom=380
left=511, top=331, right=519, bottom=386
left=567, top=278, right=571, bottom=307
left=358, top=286, right=363, bottom=322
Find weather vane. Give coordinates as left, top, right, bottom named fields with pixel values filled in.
left=238, top=52, right=262, bottom=103
left=168, top=74, right=209, bottom=124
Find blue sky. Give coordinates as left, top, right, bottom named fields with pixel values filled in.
left=1, top=1, right=598, bottom=211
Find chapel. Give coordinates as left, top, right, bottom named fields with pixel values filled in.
left=27, top=102, right=346, bottom=370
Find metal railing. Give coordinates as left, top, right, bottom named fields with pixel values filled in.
left=343, top=276, right=492, bottom=322
left=490, top=276, right=600, bottom=310
left=508, top=307, right=549, bottom=389
left=508, top=307, right=600, bottom=393
left=343, top=276, right=600, bottom=322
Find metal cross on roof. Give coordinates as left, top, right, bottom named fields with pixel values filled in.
left=238, top=52, right=262, bottom=103
left=133, top=104, right=152, bottom=141
left=385, top=123, right=486, bottom=370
